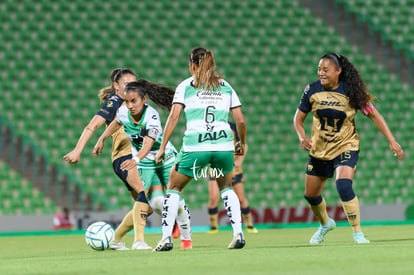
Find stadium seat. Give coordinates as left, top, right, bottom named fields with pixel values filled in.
left=0, top=0, right=410, bottom=211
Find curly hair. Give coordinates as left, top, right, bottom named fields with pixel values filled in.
left=322, top=53, right=375, bottom=110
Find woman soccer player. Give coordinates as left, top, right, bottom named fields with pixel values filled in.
left=154, top=47, right=247, bottom=251
left=64, top=68, right=151, bottom=250
left=207, top=121, right=257, bottom=234
left=93, top=80, right=192, bottom=249
left=293, top=53, right=404, bottom=244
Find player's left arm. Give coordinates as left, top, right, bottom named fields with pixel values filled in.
left=365, top=106, right=404, bottom=160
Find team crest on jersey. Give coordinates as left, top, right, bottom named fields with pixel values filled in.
left=108, top=95, right=119, bottom=101
left=206, top=123, right=215, bottom=132
left=107, top=101, right=113, bottom=108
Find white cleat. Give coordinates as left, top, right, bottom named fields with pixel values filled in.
left=153, top=236, right=173, bottom=252
left=353, top=232, right=370, bottom=244
left=109, top=241, right=130, bottom=251
left=131, top=240, right=152, bottom=250
left=310, top=218, right=336, bottom=245
left=228, top=232, right=246, bottom=249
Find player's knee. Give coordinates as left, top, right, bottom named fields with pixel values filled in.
left=149, top=196, right=164, bottom=215
left=304, top=195, right=322, bottom=206
left=336, top=178, right=355, bottom=202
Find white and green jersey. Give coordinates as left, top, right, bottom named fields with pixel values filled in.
left=174, top=77, right=241, bottom=152
left=116, top=105, right=176, bottom=168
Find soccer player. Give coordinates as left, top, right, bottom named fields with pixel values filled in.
left=63, top=68, right=151, bottom=250
left=154, top=47, right=247, bottom=251
left=207, top=121, right=258, bottom=234
left=293, top=53, right=404, bottom=244
left=93, top=80, right=192, bottom=249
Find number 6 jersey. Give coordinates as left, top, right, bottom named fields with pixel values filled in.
left=173, top=76, right=242, bottom=152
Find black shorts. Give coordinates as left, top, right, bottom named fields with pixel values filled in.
left=209, top=172, right=244, bottom=185
left=306, top=150, right=359, bottom=178
left=112, top=154, right=134, bottom=191
left=232, top=173, right=244, bottom=185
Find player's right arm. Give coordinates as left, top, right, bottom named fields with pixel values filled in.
left=155, top=103, right=183, bottom=163
left=63, top=115, right=106, bottom=164
left=293, top=109, right=312, bottom=151
left=92, top=118, right=122, bottom=157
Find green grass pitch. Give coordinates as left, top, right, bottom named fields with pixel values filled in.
left=1, top=223, right=414, bottom=275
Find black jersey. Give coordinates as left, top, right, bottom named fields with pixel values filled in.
left=96, top=93, right=131, bottom=161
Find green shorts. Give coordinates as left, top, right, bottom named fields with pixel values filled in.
left=138, top=162, right=173, bottom=190
left=175, top=150, right=234, bottom=178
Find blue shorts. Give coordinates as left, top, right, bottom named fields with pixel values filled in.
left=112, top=154, right=134, bottom=191
left=306, top=150, right=359, bottom=178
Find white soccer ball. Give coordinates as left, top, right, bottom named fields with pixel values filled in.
left=85, top=221, right=114, bottom=251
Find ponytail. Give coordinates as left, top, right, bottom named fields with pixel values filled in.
left=190, top=47, right=222, bottom=90
left=322, top=53, right=375, bottom=110
left=98, top=86, right=113, bottom=103
left=124, top=79, right=175, bottom=111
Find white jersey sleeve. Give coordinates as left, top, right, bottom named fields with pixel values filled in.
left=173, top=77, right=193, bottom=105
left=222, top=79, right=242, bottom=109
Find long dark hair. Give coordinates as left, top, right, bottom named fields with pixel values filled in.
left=322, top=53, right=375, bottom=110
left=98, top=68, right=136, bottom=102
left=124, top=79, right=175, bottom=111
left=189, top=47, right=222, bottom=90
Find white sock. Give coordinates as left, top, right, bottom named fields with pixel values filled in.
left=149, top=196, right=164, bottom=216
left=161, top=190, right=180, bottom=239
left=176, top=197, right=192, bottom=240
left=220, top=188, right=243, bottom=236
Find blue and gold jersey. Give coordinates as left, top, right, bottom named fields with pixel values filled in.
left=298, top=80, right=361, bottom=160
left=96, top=93, right=131, bottom=161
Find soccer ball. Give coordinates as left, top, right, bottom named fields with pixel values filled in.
left=85, top=221, right=114, bottom=251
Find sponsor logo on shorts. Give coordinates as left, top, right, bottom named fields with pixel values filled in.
left=192, top=159, right=224, bottom=181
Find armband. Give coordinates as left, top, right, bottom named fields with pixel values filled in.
left=361, top=103, right=375, bottom=116
left=133, top=156, right=140, bottom=163
left=147, top=127, right=159, bottom=140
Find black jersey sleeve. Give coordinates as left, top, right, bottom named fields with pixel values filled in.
left=297, top=84, right=312, bottom=113
left=96, top=94, right=123, bottom=124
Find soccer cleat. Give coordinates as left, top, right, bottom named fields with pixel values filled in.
left=353, top=232, right=370, bottom=244
left=109, top=241, right=130, bottom=251
left=131, top=240, right=152, bottom=250
left=172, top=222, right=181, bottom=239
left=207, top=227, right=219, bottom=234
left=153, top=237, right=173, bottom=252
left=180, top=239, right=192, bottom=249
left=246, top=226, right=258, bottom=233
left=228, top=232, right=246, bottom=249
left=309, top=218, right=336, bottom=245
